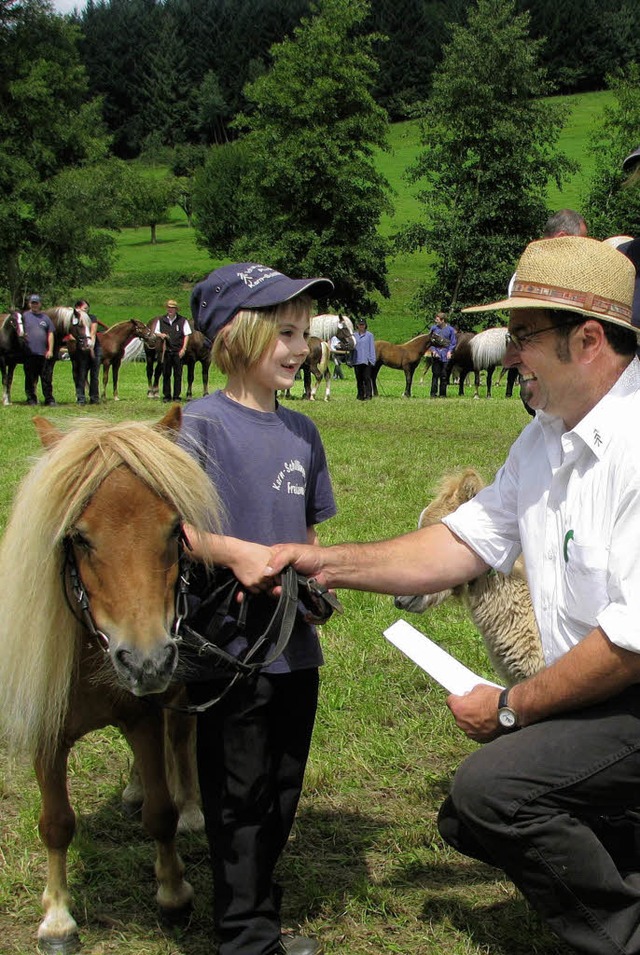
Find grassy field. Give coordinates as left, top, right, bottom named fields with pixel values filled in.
left=0, top=90, right=611, bottom=955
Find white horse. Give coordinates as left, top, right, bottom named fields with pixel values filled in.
left=309, top=313, right=354, bottom=339
left=394, top=468, right=544, bottom=685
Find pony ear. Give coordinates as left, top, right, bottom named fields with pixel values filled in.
left=156, top=405, right=182, bottom=437
left=33, top=416, right=62, bottom=449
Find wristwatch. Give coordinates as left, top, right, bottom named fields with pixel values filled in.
left=497, top=688, right=519, bottom=732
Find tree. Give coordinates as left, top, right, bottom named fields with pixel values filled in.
left=582, top=64, right=640, bottom=240
left=397, top=0, right=576, bottom=328
left=125, top=173, right=178, bottom=244
left=0, top=0, right=118, bottom=305
left=194, top=0, right=391, bottom=317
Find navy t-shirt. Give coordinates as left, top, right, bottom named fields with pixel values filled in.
left=179, top=390, right=337, bottom=673
left=23, top=310, right=54, bottom=356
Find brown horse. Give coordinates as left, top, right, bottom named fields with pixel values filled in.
left=142, top=319, right=213, bottom=399
left=0, top=408, right=220, bottom=953
left=68, top=319, right=157, bottom=400
left=371, top=330, right=448, bottom=398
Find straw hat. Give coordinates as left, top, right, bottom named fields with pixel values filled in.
left=166, top=299, right=179, bottom=308
left=463, top=236, right=637, bottom=337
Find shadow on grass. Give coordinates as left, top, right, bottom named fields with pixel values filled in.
left=65, top=794, right=397, bottom=953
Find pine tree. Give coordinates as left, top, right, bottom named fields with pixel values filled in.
left=398, top=0, right=576, bottom=327
left=194, top=0, right=391, bottom=316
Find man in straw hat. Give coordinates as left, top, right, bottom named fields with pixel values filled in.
left=264, top=236, right=640, bottom=953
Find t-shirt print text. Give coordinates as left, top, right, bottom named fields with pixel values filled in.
left=272, top=458, right=307, bottom=495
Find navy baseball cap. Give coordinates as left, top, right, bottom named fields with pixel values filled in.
left=29, top=294, right=41, bottom=304
left=623, top=145, right=640, bottom=173
left=191, top=263, right=334, bottom=340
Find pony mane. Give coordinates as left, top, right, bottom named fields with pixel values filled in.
left=406, top=333, right=430, bottom=345
left=0, top=417, right=220, bottom=759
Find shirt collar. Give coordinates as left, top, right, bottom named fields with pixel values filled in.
left=536, top=357, right=640, bottom=462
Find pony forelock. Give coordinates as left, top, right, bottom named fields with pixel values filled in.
left=0, top=417, right=220, bottom=759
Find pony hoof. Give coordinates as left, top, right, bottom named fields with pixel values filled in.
left=37, top=933, right=81, bottom=955
left=159, top=899, right=193, bottom=927
left=121, top=798, right=143, bottom=818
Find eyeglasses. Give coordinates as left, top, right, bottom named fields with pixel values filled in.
left=505, top=320, right=579, bottom=350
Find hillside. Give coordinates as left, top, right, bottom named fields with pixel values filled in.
left=79, top=90, right=612, bottom=343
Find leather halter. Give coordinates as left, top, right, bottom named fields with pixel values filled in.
left=62, top=534, right=341, bottom=714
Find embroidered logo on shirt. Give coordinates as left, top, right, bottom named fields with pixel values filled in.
left=593, top=429, right=602, bottom=446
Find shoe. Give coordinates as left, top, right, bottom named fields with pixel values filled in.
left=44, top=399, right=57, bottom=406
left=89, top=398, right=100, bottom=405
left=77, top=398, right=86, bottom=405
left=26, top=399, right=37, bottom=406
left=279, top=935, right=323, bottom=955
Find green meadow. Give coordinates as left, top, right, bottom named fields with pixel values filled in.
left=0, top=90, right=612, bottom=955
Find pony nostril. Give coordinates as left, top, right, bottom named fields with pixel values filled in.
left=114, top=646, right=133, bottom=671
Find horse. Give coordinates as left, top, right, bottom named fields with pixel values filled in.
left=371, top=330, right=448, bottom=398
left=68, top=319, right=157, bottom=400
left=0, top=311, right=26, bottom=405
left=394, top=468, right=544, bottom=685
left=448, top=327, right=518, bottom=399
left=139, top=320, right=214, bottom=399
left=301, top=322, right=354, bottom=400
left=0, top=407, right=220, bottom=953
left=309, top=313, right=354, bottom=339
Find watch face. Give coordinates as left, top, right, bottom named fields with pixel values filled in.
left=498, top=708, right=517, bottom=729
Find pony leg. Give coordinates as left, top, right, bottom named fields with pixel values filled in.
left=164, top=705, right=203, bottom=833
left=34, top=746, right=80, bottom=954
left=185, top=360, right=194, bottom=400
left=486, top=365, right=494, bottom=398
left=123, top=717, right=193, bottom=915
left=323, top=370, right=331, bottom=401
left=473, top=370, right=480, bottom=399
left=101, top=361, right=109, bottom=400
left=111, top=358, right=121, bottom=400
left=202, top=361, right=210, bottom=397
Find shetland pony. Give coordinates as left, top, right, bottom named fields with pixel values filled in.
left=0, top=407, right=219, bottom=953
left=394, top=468, right=544, bottom=685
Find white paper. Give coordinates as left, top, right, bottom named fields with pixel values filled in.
left=384, top=618, right=503, bottom=695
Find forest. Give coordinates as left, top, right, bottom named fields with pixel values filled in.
left=73, top=0, right=640, bottom=157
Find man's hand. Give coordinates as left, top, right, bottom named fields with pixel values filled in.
left=265, top=542, right=327, bottom=587
left=446, top=684, right=504, bottom=743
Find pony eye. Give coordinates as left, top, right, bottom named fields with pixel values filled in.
left=70, top=530, right=93, bottom=553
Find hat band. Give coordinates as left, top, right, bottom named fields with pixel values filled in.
left=511, top=280, right=632, bottom=323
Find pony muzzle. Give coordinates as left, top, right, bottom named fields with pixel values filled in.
left=112, top=638, right=179, bottom=695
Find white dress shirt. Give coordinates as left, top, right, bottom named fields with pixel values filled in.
left=444, top=358, right=640, bottom=664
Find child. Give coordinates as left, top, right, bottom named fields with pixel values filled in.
left=180, top=263, right=336, bottom=955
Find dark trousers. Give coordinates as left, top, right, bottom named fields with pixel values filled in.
left=24, top=354, right=54, bottom=403
left=438, top=687, right=640, bottom=954
left=354, top=363, right=373, bottom=399
left=190, top=669, right=319, bottom=955
left=73, top=342, right=101, bottom=403
left=430, top=357, right=449, bottom=396
left=162, top=351, right=183, bottom=400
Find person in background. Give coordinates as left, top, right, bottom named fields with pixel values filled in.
left=72, top=299, right=102, bottom=405
left=153, top=299, right=191, bottom=402
left=350, top=318, right=376, bottom=400
left=329, top=317, right=351, bottom=379
left=264, top=237, right=640, bottom=955
left=542, top=208, right=588, bottom=238
left=21, top=294, right=55, bottom=406
left=428, top=311, right=456, bottom=398
left=181, top=262, right=336, bottom=955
